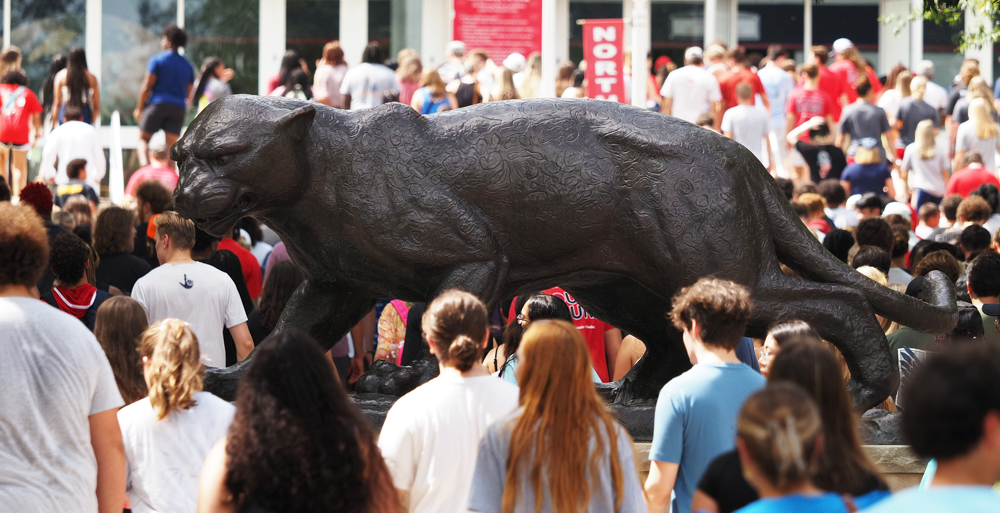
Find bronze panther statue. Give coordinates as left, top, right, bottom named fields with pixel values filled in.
left=172, top=95, right=956, bottom=409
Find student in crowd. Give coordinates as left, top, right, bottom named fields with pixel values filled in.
left=796, top=192, right=831, bottom=236
left=660, top=46, right=723, bottom=127
left=51, top=46, right=100, bottom=125
left=191, top=56, right=233, bottom=114
left=950, top=76, right=992, bottom=126
left=132, top=180, right=172, bottom=267
left=855, top=193, right=885, bottom=221
left=484, top=294, right=530, bottom=374
left=933, top=195, right=992, bottom=245
left=837, top=76, right=894, bottom=165
left=855, top=217, right=894, bottom=253
left=972, top=183, right=1000, bottom=234
left=217, top=225, right=263, bottom=301
left=411, top=68, right=456, bottom=114
left=131, top=212, right=253, bottom=368
left=135, top=24, right=194, bottom=167
left=94, top=296, right=149, bottom=404
left=40, top=52, right=67, bottom=131
left=819, top=179, right=856, bottom=229
left=469, top=319, right=646, bottom=513
left=864, top=343, right=1000, bottom=512
left=828, top=38, right=882, bottom=103
left=913, top=60, right=949, bottom=120
left=269, top=67, right=312, bottom=100
left=0, top=69, right=42, bottom=199
left=340, top=42, right=400, bottom=110
left=645, top=278, right=767, bottom=513
left=124, top=136, right=178, bottom=199
left=266, top=50, right=304, bottom=95
left=888, top=227, right=913, bottom=286
left=53, top=158, right=98, bottom=211
left=755, top=319, right=821, bottom=378
left=786, top=69, right=840, bottom=183
left=378, top=290, right=519, bottom=513
left=437, top=40, right=467, bottom=84
left=916, top=203, right=941, bottom=239
left=946, top=59, right=980, bottom=139
left=197, top=330, right=400, bottom=513
left=959, top=225, right=992, bottom=261
left=895, top=76, right=940, bottom=165
left=901, top=119, right=950, bottom=209
left=946, top=152, right=1000, bottom=198
left=237, top=218, right=272, bottom=269
left=42, top=233, right=112, bottom=331
left=93, top=205, right=151, bottom=295
left=722, top=82, right=772, bottom=170
left=118, top=319, right=235, bottom=513
left=489, top=66, right=520, bottom=102
left=0, top=202, right=125, bottom=513
left=965, top=252, right=1000, bottom=343
left=841, top=138, right=895, bottom=199
left=757, top=45, right=796, bottom=175
left=40, top=105, right=105, bottom=190
left=447, top=51, right=486, bottom=107
left=313, top=41, right=348, bottom=108
left=247, top=260, right=304, bottom=345
left=824, top=229, right=856, bottom=263
left=18, top=181, right=69, bottom=295
left=718, top=46, right=769, bottom=113
left=396, top=49, right=424, bottom=106
left=878, top=66, right=909, bottom=127
left=953, top=98, right=1000, bottom=172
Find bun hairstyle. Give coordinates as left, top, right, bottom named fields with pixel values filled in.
left=138, top=319, right=204, bottom=420
left=738, top=383, right=823, bottom=492
left=422, top=289, right=488, bottom=371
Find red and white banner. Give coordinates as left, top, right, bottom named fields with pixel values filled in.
left=453, top=0, right=542, bottom=64
left=582, top=19, right=625, bottom=103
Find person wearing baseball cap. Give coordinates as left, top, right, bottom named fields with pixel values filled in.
left=659, top=46, right=723, bottom=128
left=828, top=37, right=883, bottom=103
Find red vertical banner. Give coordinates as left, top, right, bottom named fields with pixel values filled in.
left=582, top=19, right=626, bottom=103
left=453, top=0, right=543, bottom=65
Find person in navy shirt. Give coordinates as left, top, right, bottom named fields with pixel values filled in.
left=134, top=23, right=193, bottom=168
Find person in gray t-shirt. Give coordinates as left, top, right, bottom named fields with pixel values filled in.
left=897, top=96, right=940, bottom=148
left=837, top=77, right=894, bottom=163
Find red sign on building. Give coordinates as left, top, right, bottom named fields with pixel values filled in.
left=582, top=19, right=625, bottom=103
left=453, top=0, right=542, bottom=64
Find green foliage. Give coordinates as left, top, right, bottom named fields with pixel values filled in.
left=883, top=0, right=1000, bottom=52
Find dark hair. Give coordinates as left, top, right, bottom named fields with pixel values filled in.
left=41, top=53, right=67, bottom=117
left=913, top=249, right=963, bottom=283
left=790, top=201, right=808, bottom=219
left=502, top=294, right=534, bottom=361
left=0, top=174, right=10, bottom=202
left=93, top=206, right=136, bottom=256
left=276, top=50, right=301, bottom=90
left=855, top=217, right=893, bottom=253
left=766, top=44, right=786, bottom=61
left=964, top=152, right=984, bottom=167
left=970, top=183, right=1000, bottom=215
left=572, top=69, right=585, bottom=88
left=362, top=42, right=384, bottom=64
left=890, top=226, right=909, bottom=259
left=902, top=343, right=1000, bottom=461
left=524, top=293, right=573, bottom=323
left=823, top=229, right=855, bottom=264
left=94, top=296, right=149, bottom=403
left=808, top=122, right=831, bottom=141
left=909, top=241, right=961, bottom=272
left=238, top=218, right=263, bottom=247
left=50, top=233, right=90, bottom=284
left=769, top=341, right=888, bottom=495
left=0, top=202, right=49, bottom=287
left=812, top=46, right=829, bottom=65
left=422, top=289, right=489, bottom=371
left=918, top=202, right=939, bottom=222
left=258, top=260, right=305, bottom=332
left=725, top=46, right=748, bottom=65
left=192, top=56, right=223, bottom=108
left=163, top=23, right=187, bottom=49
left=855, top=193, right=883, bottom=213
left=793, top=182, right=817, bottom=199
left=817, top=179, right=847, bottom=207
left=62, top=105, right=83, bottom=121
left=855, top=75, right=872, bottom=97
left=192, top=226, right=220, bottom=253
left=64, top=47, right=89, bottom=110
left=66, top=158, right=87, bottom=179
left=670, top=277, right=753, bottom=350
left=940, top=194, right=964, bottom=222
left=852, top=246, right=891, bottom=275
left=695, top=113, right=715, bottom=127
left=0, top=69, right=27, bottom=85
left=967, top=251, right=1000, bottom=298
left=226, top=330, right=397, bottom=513
left=775, top=178, right=794, bottom=201
left=135, top=180, right=172, bottom=214
left=282, top=68, right=313, bottom=100
left=767, top=319, right=822, bottom=348
left=961, top=225, right=992, bottom=256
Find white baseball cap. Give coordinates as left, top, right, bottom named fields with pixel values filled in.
left=503, top=52, right=526, bottom=72
left=685, top=46, right=704, bottom=62
left=832, top=38, right=853, bottom=55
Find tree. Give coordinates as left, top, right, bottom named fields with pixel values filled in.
left=884, top=0, right=997, bottom=52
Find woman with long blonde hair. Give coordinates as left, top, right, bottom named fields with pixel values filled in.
left=396, top=48, right=423, bottom=106
left=118, top=319, right=235, bottom=513
left=517, top=52, right=543, bottom=99
left=491, top=67, right=520, bottom=102
left=411, top=68, right=456, bottom=114
left=902, top=118, right=950, bottom=208
left=952, top=76, right=996, bottom=125
left=469, top=320, right=645, bottom=513
left=954, top=97, right=1000, bottom=172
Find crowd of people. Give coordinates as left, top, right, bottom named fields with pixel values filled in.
left=1, top=19, right=1000, bottom=513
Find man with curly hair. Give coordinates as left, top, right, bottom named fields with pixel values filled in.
left=18, top=181, right=69, bottom=295
left=0, top=201, right=125, bottom=513
left=41, top=233, right=111, bottom=330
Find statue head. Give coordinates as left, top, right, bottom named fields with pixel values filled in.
left=171, top=95, right=316, bottom=236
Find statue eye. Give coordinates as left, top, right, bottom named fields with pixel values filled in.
left=213, top=154, right=232, bottom=166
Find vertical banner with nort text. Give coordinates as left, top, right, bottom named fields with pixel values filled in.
left=582, top=19, right=625, bottom=103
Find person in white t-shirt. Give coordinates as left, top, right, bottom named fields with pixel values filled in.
left=39, top=105, right=106, bottom=189
left=660, top=46, right=723, bottom=127
left=119, top=319, right=235, bottom=513
left=722, top=82, right=773, bottom=170
left=0, top=202, right=125, bottom=513
left=131, top=212, right=253, bottom=368
left=340, top=42, right=401, bottom=110
left=378, top=289, right=520, bottom=513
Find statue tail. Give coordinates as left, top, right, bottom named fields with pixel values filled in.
left=760, top=181, right=957, bottom=334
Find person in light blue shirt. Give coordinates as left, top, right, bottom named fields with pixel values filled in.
left=644, top=278, right=766, bottom=513
left=862, top=343, right=1000, bottom=512
left=757, top=45, right=796, bottom=176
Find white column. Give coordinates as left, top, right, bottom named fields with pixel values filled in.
left=623, top=0, right=633, bottom=48
left=86, top=0, right=101, bottom=124
left=965, top=5, right=993, bottom=84
left=910, top=0, right=923, bottom=66
left=555, top=0, right=570, bottom=64
left=704, top=0, right=717, bottom=48
left=540, top=0, right=557, bottom=97
left=177, top=0, right=185, bottom=28
left=3, top=0, right=11, bottom=49
left=421, top=0, right=448, bottom=68
left=880, top=0, right=910, bottom=74
left=341, top=0, right=369, bottom=66
left=631, top=0, right=649, bottom=108
left=803, top=0, right=812, bottom=61
left=729, top=0, right=739, bottom=48
left=258, top=0, right=286, bottom=95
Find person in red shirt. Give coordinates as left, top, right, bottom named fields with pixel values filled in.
left=807, top=46, right=848, bottom=121
left=786, top=64, right=837, bottom=138
left=0, top=69, right=42, bottom=201
left=827, top=38, right=882, bottom=104
left=718, top=46, right=770, bottom=113
left=945, top=152, right=1000, bottom=197
left=124, top=136, right=178, bottom=199
left=217, top=226, right=263, bottom=301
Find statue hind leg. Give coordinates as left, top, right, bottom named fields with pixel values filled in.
left=751, top=271, right=898, bottom=411
left=204, top=278, right=377, bottom=400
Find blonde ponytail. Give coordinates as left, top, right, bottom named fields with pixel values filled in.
left=971, top=98, right=999, bottom=140
left=139, top=319, right=204, bottom=420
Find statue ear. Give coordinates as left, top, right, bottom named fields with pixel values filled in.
left=276, top=105, right=316, bottom=141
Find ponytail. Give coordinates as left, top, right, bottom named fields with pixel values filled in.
left=138, top=319, right=204, bottom=420
left=422, top=289, right=488, bottom=372
left=191, top=57, right=222, bottom=109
